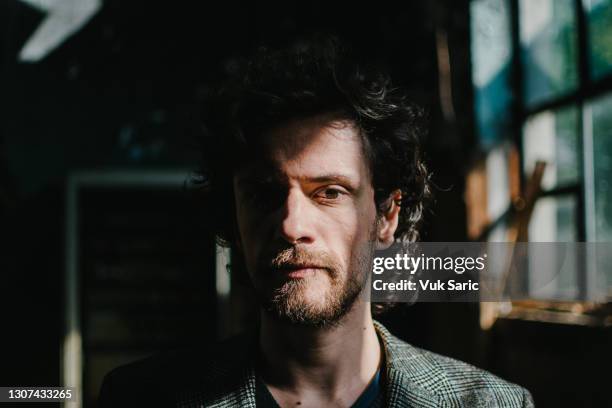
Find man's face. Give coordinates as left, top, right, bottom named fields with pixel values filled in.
left=233, top=115, right=380, bottom=326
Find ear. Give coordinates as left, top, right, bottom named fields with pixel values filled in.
left=376, top=189, right=402, bottom=250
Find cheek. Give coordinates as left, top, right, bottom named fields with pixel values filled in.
left=350, top=190, right=378, bottom=239
left=234, top=205, right=280, bottom=277
left=319, top=195, right=378, bottom=261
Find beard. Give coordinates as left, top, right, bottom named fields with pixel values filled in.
left=254, top=237, right=377, bottom=328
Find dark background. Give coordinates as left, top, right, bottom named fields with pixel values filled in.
left=1, top=1, right=609, bottom=407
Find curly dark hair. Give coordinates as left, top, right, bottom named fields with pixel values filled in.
left=192, top=35, right=431, bottom=253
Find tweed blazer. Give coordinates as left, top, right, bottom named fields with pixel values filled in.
left=99, top=321, right=534, bottom=407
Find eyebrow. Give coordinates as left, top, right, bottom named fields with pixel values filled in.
left=297, top=173, right=358, bottom=187
left=236, top=172, right=359, bottom=190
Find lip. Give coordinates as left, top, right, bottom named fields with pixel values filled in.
left=278, top=266, right=324, bottom=279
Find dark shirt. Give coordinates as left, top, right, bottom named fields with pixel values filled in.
left=255, top=366, right=385, bottom=408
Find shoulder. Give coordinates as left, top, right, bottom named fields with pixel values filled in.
left=375, top=322, right=534, bottom=407
left=392, top=342, right=533, bottom=407
left=97, top=333, right=254, bottom=408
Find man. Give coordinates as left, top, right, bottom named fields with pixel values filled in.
left=99, top=36, right=534, bottom=407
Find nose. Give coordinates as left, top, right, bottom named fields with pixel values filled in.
left=276, top=188, right=315, bottom=245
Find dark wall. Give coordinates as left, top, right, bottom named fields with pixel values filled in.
left=0, top=0, right=463, bottom=387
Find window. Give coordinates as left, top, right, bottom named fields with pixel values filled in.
left=470, top=0, right=612, bottom=313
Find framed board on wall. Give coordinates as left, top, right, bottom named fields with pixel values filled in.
left=63, top=170, right=218, bottom=407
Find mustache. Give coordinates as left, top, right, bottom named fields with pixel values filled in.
left=261, top=247, right=340, bottom=277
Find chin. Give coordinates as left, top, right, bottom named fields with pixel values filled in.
left=260, top=281, right=359, bottom=328
left=265, top=306, right=344, bottom=328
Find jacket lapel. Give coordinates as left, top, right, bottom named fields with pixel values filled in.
left=203, top=366, right=258, bottom=408
left=374, top=321, right=445, bottom=408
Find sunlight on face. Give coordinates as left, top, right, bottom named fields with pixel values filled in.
left=233, top=115, right=379, bottom=326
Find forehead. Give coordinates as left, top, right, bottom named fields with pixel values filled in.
left=237, top=115, right=371, bottom=182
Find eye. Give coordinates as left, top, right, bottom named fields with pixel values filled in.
left=314, top=186, right=347, bottom=202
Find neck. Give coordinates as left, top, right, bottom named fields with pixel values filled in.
left=257, top=301, right=382, bottom=405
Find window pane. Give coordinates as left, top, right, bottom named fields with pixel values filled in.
left=522, top=105, right=580, bottom=189
left=529, top=196, right=577, bottom=242
left=528, top=196, right=578, bottom=300
left=587, top=93, right=612, bottom=294
left=470, top=0, right=513, bottom=148
left=589, top=93, right=612, bottom=242
left=584, top=0, right=612, bottom=79
left=519, top=0, right=578, bottom=107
